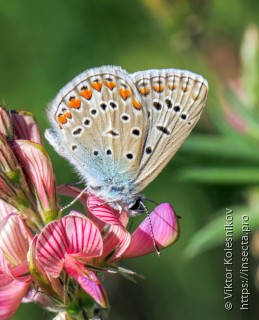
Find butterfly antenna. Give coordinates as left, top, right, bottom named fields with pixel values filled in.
left=142, top=202, right=160, bottom=257
left=59, top=185, right=89, bottom=214
left=144, top=198, right=159, bottom=206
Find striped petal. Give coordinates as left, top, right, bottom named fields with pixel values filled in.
left=36, top=214, right=103, bottom=277
left=64, top=256, right=108, bottom=309
left=0, top=276, right=31, bottom=320
left=12, top=140, right=57, bottom=223
left=0, top=214, right=30, bottom=267
left=62, top=213, right=103, bottom=258
left=87, top=195, right=122, bottom=225
left=0, top=200, right=17, bottom=221
left=0, top=106, right=13, bottom=140
left=102, top=224, right=131, bottom=260
left=120, top=203, right=180, bottom=259
left=77, top=271, right=108, bottom=308
left=87, top=196, right=131, bottom=259
left=11, top=110, right=42, bottom=143
left=0, top=135, right=31, bottom=208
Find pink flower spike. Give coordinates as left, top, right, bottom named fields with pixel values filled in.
left=11, top=110, right=42, bottom=143
left=12, top=140, right=58, bottom=223
left=120, top=203, right=180, bottom=259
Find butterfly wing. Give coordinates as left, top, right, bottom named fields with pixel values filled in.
left=46, top=66, right=148, bottom=192
left=130, top=69, right=208, bottom=191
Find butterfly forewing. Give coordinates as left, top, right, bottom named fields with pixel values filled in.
left=131, top=69, right=208, bottom=191
left=47, top=66, right=148, bottom=188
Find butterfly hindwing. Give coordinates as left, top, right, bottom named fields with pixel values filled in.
left=130, top=69, right=208, bottom=191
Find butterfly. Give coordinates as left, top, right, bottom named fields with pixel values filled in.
left=45, top=66, right=208, bottom=215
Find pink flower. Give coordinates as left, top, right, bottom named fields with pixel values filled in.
left=58, top=185, right=180, bottom=263
left=35, top=213, right=108, bottom=308
left=0, top=105, right=58, bottom=229
left=0, top=105, right=180, bottom=319
left=0, top=210, right=32, bottom=319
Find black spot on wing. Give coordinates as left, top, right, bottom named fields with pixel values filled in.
left=156, top=126, right=170, bottom=135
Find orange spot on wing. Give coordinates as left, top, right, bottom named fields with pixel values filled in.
left=80, top=89, right=92, bottom=100
left=168, top=84, right=175, bottom=90
left=64, top=111, right=72, bottom=119
left=69, top=98, right=81, bottom=109
left=105, top=81, right=116, bottom=90
left=58, top=115, right=67, bottom=124
left=153, top=84, right=164, bottom=92
left=92, top=82, right=102, bottom=91
left=139, top=87, right=150, bottom=96
left=119, top=88, right=131, bottom=100
left=133, top=99, right=141, bottom=110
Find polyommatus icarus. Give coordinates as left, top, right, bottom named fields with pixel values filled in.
left=45, top=66, right=208, bottom=214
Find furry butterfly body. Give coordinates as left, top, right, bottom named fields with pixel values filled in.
left=45, top=66, right=208, bottom=214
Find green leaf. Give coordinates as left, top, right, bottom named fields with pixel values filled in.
left=181, top=135, right=259, bottom=163
left=185, top=206, right=259, bottom=258
left=177, top=167, right=259, bottom=184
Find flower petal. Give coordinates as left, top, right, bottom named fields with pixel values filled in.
left=0, top=214, right=30, bottom=267
left=87, top=195, right=121, bottom=225
left=22, top=287, right=55, bottom=309
left=12, top=140, right=57, bottom=223
left=64, top=256, right=108, bottom=308
left=0, top=200, right=17, bottom=221
left=36, top=214, right=103, bottom=277
left=0, top=277, right=31, bottom=320
left=29, top=236, right=63, bottom=299
left=77, top=271, right=108, bottom=308
left=87, top=196, right=131, bottom=259
left=0, top=135, right=32, bottom=209
left=11, top=110, right=42, bottom=143
left=0, top=106, right=13, bottom=140
left=62, top=213, right=103, bottom=258
left=121, top=203, right=180, bottom=259
left=102, top=223, right=131, bottom=260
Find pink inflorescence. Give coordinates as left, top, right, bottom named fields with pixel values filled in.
left=0, top=106, right=179, bottom=320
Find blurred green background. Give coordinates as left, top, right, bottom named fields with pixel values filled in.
left=1, top=0, right=259, bottom=319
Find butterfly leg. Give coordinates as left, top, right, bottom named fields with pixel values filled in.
left=59, top=185, right=89, bottom=215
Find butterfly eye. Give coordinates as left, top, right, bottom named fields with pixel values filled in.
left=128, top=198, right=141, bottom=210
left=128, top=198, right=146, bottom=213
